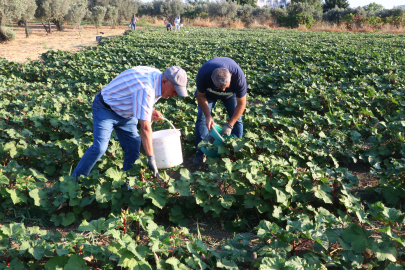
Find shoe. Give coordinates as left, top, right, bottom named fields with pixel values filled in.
left=193, top=151, right=206, bottom=165
left=121, top=181, right=136, bottom=190
left=121, top=183, right=131, bottom=190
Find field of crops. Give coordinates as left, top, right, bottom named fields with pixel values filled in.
left=1, top=27, right=405, bottom=269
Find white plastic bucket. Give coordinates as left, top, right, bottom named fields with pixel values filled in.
left=152, top=118, right=183, bottom=169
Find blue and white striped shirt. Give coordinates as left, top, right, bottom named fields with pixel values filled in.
left=101, top=67, right=162, bottom=121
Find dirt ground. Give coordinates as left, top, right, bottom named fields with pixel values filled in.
left=0, top=22, right=131, bottom=63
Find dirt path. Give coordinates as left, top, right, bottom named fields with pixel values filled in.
left=0, top=22, right=131, bottom=63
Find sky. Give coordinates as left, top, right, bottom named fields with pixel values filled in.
left=348, top=0, right=404, bottom=9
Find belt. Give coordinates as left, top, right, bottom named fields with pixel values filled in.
left=97, top=92, right=111, bottom=109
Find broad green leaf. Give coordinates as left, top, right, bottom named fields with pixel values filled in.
left=6, top=189, right=27, bottom=204
left=44, top=255, right=69, bottom=269
left=342, top=224, right=373, bottom=253
left=145, top=187, right=167, bottom=209
left=64, top=255, right=90, bottom=270
left=220, top=195, right=235, bottom=209
left=216, top=258, right=238, bottom=270
left=61, top=212, right=76, bottom=227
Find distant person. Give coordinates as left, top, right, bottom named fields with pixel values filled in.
left=193, top=57, right=247, bottom=164
left=130, top=14, right=139, bottom=31
left=167, top=22, right=173, bottom=31
left=71, top=66, right=188, bottom=180
left=174, top=16, right=180, bottom=32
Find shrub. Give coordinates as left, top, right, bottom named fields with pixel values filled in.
left=0, top=28, right=16, bottom=42
left=278, top=3, right=317, bottom=28
left=323, top=6, right=344, bottom=22
left=270, top=7, right=287, bottom=22
left=136, top=19, right=153, bottom=27
left=252, top=6, right=272, bottom=22
left=377, top=8, right=405, bottom=18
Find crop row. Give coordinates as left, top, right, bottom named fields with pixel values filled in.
left=1, top=27, right=405, bottom=269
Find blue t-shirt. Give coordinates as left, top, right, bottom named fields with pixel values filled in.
left=196, top=57, right=247, bottom=99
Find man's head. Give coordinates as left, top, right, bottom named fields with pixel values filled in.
left=161, top=66, right=188, bottom=99
left=212, top=67, right=231, bottom=91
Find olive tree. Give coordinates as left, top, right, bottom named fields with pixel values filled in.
left=35, top=0, right=72, bottom=34
left=151, top=0, right=185, bottom=24
left=20, top=0, right=38, bottom=38
left=237, top=4, right=253, bottom=18
left=0, top=0, right=26, bottom=41
left=115, top=0, right=142, bottom=25
left=105, top=5, right=119, bottom=28
left=66, top=0, right=88, bottom=36
left=363, top=2, right=384, bottom=13
left=90, top=6, right=107, bottom=34
left=208, top=0, right=238, bottom=20
left=139, top=2, right=155, bottom=17
left=323, top=0, right=349, bottom=12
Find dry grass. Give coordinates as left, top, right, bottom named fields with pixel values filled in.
left=311, top=22, right=347, bottom=32
left=0, top=22, right=131, bottom=63
left=227, top=19, right=245, bottom=29
left=311, top=21, right=405, bottom=33
left=140, top=15, right=165, bottom=26
left=188, top=18, right=220, bottom=28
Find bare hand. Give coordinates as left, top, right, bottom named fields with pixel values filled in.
left=152, top=110, right=163, bottom=122
left=206, top=116, right=215, bottom=131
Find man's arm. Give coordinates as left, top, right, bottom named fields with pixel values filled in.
left=140, top=119, right=159, bottom=176
left=197, top=90, right=214, bottom=130
left=140, top=119, right=153, bottom=156
left=228, top=95, right=246, bottom=127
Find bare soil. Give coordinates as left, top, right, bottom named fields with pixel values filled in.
left=0, top=22, right=130, bottom=63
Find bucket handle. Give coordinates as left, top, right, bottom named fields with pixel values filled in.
left=152, top=117, right=180, bottom=136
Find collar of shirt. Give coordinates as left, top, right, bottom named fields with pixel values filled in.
left=154, top=73, right=162, bottom=102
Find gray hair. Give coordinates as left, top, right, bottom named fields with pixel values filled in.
left=211, top=67, right=231, bottom=88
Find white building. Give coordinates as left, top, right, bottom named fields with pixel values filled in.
left=256, top=0, right=291, bottom=8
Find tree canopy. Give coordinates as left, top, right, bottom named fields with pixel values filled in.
left=291, top=0, right=323, bottom=10
left=323, top=0, right=349, bottom=12
left=363, top=2, right=384, bottom=12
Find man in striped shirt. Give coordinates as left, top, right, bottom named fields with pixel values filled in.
left=72, top=66, right=188, bottom=180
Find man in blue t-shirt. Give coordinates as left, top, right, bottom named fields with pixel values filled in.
left=193, top=57, right=247, bottom=164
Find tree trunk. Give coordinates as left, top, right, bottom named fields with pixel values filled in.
left=24, top=21, right=29, bottom=38
left=48, top=19, right=52, bottom=34
left=53, top=19, right=65, bottom=31
left=78, top=23, right=81, bottom=37
left=40, top=20, right=50, bottom=34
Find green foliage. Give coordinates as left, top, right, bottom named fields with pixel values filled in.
left=363, top=2, right=384, bottom=13
left=34, top=0, right=73, bottom=34
left=291, top=0, right=322, bottom=10
left=323, top=0, right=349, bottom=12
left=1, top=27, right=405, bottom=268
left=278, top=2, right=317, bottom=28
left=136, top=19, right=153, bottom=27
left=0, top=28, right=16, bottom=42
left=105, top=5, right=118, bottom=29
left=235, top=0, right=257, bottom=8
left=89, top=5, right=106, bottom=33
